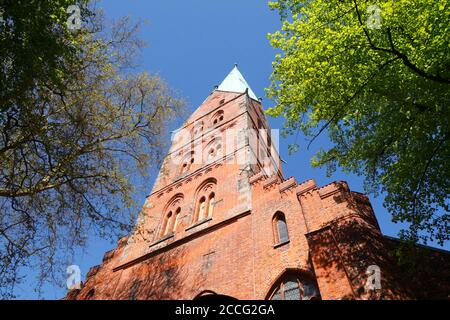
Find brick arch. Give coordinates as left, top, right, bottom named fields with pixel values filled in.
left=163, top=193, right=184, bottom=213
left=159, top=193, right=184, bottom=237
left=195, top=178, right=217, bottom=196
left=191, top=120, right=204, bottom=136
left=203, top=137, right=223, bottom=163
left=210, top=109, right=224, bottom=126
left=178, top=151, right=195, bottom=174
left=263, top=267, right=318, bottom=300
left=191, top=178, right=217, bottom=223
left=193, top=291, right=238, bottom=301
left=272, top=211, right=289, bottom=244
left=193, top=290, right=217, bottom=299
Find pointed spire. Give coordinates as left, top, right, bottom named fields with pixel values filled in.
left=217, top=64, right=258, bottom=100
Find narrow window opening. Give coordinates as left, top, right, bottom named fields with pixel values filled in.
left=207, top=192, right=215, bottom=218
left=277, top=219, right=289, bottom=243
left=197, top=196, right=206, bottom=221
left=172, top=207, right=181, bottom=232
left=273, top=212, right=289, bottom=244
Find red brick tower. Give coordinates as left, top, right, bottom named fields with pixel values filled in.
left=66, top=66, right=450, bottom=300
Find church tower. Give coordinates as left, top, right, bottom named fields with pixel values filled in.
left=66, top=66, right=450, bottom=300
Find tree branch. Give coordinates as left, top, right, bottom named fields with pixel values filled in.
left=353, top=0, right=450, bottom=84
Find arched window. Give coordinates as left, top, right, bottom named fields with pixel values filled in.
left=207, top=192, right=215, bottom=218
left=269, top=274, right=321, bottom=300
left=160, top=207, right=181, bottom=237
left=193, top=121, right=204, bottom=137
left=211, top=110, right=224, bottom=126
left=204, top=138, right=223, bottom=163
left=193, top=179, right=217, bottom=224
left=161, top=195, right=183, bottom=237
left=207, top=143, right=222, bottom=161
left=273, top=212, right=289, bottom=244
left=180, top=152, right=195, bottom=175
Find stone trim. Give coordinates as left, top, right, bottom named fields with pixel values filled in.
left=185, top=217, right=213, bottom=232
left=263, top=175, right=279, bottom=190
left=279, top=177, right=297, bottom=193
left=296, top=179, right=317, bottom=196
left=148, top=232, right=174, bottom=248
left=273, top=239, right=290, bottom=249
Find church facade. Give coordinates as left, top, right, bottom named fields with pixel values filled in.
left=66, top=66, right=450, bottom=300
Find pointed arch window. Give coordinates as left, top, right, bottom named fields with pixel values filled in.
left=273, top=212, right=289, bottom=244
left=269, top=274, right=321, bottom=300
left=207, top=192, right=215, bottom=218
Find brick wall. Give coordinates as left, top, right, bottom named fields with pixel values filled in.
left=66, top=90, right=449, bottom=300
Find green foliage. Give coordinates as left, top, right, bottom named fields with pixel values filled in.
left=0, top=0, right=92, bottom=113
left=267, top=0, right=450, bottom=246
left=0, top=2, right=184, bottom=298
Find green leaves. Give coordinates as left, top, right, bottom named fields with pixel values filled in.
left=0, top=1, right=93, bottom=114
left=268, top=0, right=450, bottom=246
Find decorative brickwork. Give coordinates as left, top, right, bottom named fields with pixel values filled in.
left=66, top=67, right=450, bottom=300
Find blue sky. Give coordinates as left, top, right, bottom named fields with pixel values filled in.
left=13, top=0, right=449, bottom=299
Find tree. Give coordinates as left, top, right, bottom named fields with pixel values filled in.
left=0, top=0, right=93, bottom=114
left=0, top=2, right=184, bottom=298
left=267, top=0, right=449, bottom=246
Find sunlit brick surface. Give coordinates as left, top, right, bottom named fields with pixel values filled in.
left=66, top=89, right=450, bottom=301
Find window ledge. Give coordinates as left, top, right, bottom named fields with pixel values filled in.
left=185, top=217, right=213, bottom=231
left=149, top=233, right=174, bottom=248
left=273, top=240, right=290, bottom=249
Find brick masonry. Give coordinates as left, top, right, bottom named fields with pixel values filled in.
left=65, top=88, right=450, bottom=300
